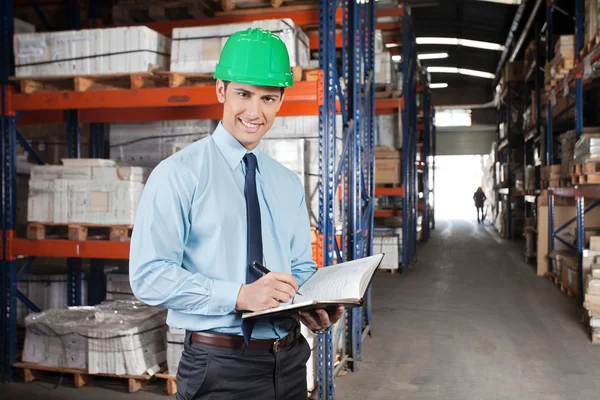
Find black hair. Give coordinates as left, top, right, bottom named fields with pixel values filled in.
left=222, top=80, right=285, bottom=97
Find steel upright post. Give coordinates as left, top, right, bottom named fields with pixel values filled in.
left=576, top=195, right=585, bottom=306
left=422, top=82, right=430, bottom=242
left=401, top=11, right=412, bottom=272
left=317, top=0, right=338, bottom=397
left=1, top=0, right=16, bottom=380
left=348, top=0, right=363, bottom=369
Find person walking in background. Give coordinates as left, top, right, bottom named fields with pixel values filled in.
left=473, top=187, right=487, bottom=224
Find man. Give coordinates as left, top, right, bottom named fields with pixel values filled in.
left=129, top=28, right=344, bottom=400
left=473, top=187, right=487, bottom=224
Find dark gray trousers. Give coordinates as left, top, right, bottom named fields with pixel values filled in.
left=176, top=331, right=311, bottom=400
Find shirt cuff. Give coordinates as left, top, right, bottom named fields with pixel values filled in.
left=208, top=279, right=242, bottom=315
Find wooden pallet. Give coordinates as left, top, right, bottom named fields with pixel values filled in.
left=27, top=223, right=132, bottom=242
left=13, top=362, right=154, bottom=392
left=545, top=273, right=575, bottom=298
left=155, top=371, right=178, bottom=395
left=112, top=0, right=218, bottom=25
left=11, top=70, right=218, bottom=94
left=292, top=66, right=319, bottom=82
left=220, top=0, right=316, bottom=12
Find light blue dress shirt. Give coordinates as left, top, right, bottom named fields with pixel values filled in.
left=129, top=123, right=317, bottom=339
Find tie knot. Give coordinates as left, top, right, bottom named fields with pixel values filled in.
left=244, top=153, right=258, bottom=172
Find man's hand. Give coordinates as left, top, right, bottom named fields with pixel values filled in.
left=293, top=306, right=345, bottom=332
left=236, top=272, right=298, bottom=312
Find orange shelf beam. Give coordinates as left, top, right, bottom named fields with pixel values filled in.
left=374, top=209, right=402, bottom=218
left=10, top=81, right=318, bottom=112
left=11, top=238, right=130, bottom=259
left=375, top=186, right=404, bottom=197
left=376, top=98, right=402, bottom=115
left=309, top=35, right=343, bottom=50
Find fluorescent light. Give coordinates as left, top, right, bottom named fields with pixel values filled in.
left=427, top=66, right=495, bottom=79
left=430, top=83, right=448, bottom=89
left=390, top=53, right=447, bottom=63
left=418, top=52, right=449, bottom=60
left=416, top=37, right=504, bottom=51
left=475, top=0, right=521, bottom=4
left=385, top=43, right=400, bottom=48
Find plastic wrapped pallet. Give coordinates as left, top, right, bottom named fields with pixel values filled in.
left=376, top=114, right=401, bottom=148
left=110, top=120, right=217, bottom=168
left=14, top=27, right=170, bottom=77
left=106, top=273, right=135, bottom=301
left=170, top=19, right=309, bottom=73
left=267, top=115, right=343, bottom=140
left=300, top=324, right=318, bottom=391
left=14, top=18, right=35, bottom=34
left=17, top=273, right=87, bottom=327
left=375, top=51, right=392, bottom=84
left=373, top=235, right=399, bottom=270
left=28, top=159, right=149, bottom=225
left=260, top=138, right=343, bottom=226
left=23, top=300, right=167, bottom=374
left=166, top=328, right=185, bottom=376
left=560, top=129, right=577, bottom=177
left=574, top=132, right=600, bottom=164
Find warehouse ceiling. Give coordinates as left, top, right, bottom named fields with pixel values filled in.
left=406, top=0, right=519, bottom=105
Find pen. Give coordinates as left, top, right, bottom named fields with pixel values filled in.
left=251, top=261, right=303, bottom=296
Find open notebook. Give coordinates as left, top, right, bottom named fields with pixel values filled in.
left=242, top=253, right=384, bottom=319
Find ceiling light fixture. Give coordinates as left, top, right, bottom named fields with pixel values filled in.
left=391, top=55, right=401, bottom=62
left=430, top=83, right=449, bottom=89
left=427, top=66, right=495, bottom=79
left=385, top=43, right=400, bottom=48
left=416, top=37, right=504, bottom=51
left=418, top=52, right=449, bottom=60
left=475, top=0, right=521, bottom=4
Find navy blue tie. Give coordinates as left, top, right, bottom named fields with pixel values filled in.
left=242, top=153, right=263, bottom=343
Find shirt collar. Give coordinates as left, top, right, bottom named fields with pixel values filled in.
left=212, top=122, right=264, bottom=173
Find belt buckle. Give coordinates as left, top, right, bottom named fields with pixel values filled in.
left=272, top=338, right=282, bottom=353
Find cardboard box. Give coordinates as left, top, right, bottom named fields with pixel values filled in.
left=503, top=61, right=525, bottom=82
left=170, top=19, right=309, bottom=73
left=591, top=236, right=600, bottom=251
left=375, top=158, right=401, bottom=185
left=373, top=235, right=399, bottom=270
left=14, top=27, right=170, bottom=77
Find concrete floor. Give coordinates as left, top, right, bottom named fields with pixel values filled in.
left=3, top=219, right=600, bottom=399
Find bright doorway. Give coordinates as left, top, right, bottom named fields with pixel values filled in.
left=434, top=155, right=488, bottom=220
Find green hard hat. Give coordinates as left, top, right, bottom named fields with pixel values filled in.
left=214, top=28, right=294, bottom=88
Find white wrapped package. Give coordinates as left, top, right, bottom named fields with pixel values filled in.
left=28, top=161, right=149, bottom=225
left=17, top=273, right=87, bottom=327
left=23, top=301, right=167, bottom=375
left=14, top=26, right=170, bottom=77
left=267, top=115, right=343, bottom=139
left=110, top=120, right=217, bottom=168
left=23, top=307, right=94, bottom=369
left=170, top=19, right=309, bottom=73
left=166, top=328, right=185, bottom=376
left=375, top=51, right=392, bottom=84
left=106, top=273, right=135, bottom=301
left=574, top=132, right=600, bottom=164
left=376, top=114, right=400, bottom=148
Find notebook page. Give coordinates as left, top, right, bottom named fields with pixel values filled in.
left=294, top=255, right=383, bottom=303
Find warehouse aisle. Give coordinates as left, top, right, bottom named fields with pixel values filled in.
left=335, top=219, right=600, bottom=400
left=5, top=219, right=600, bottom=400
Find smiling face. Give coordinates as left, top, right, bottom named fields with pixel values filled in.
left=216, top=80, right=284, bottom=150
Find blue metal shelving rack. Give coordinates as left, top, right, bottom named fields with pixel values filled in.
left=0, top=1, right=394, bottom=396
left=546, top=0, right=600, bottom=307
left=401, top=8, right=418, bottom=270
left=317, top=0, right=376, bottom=397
